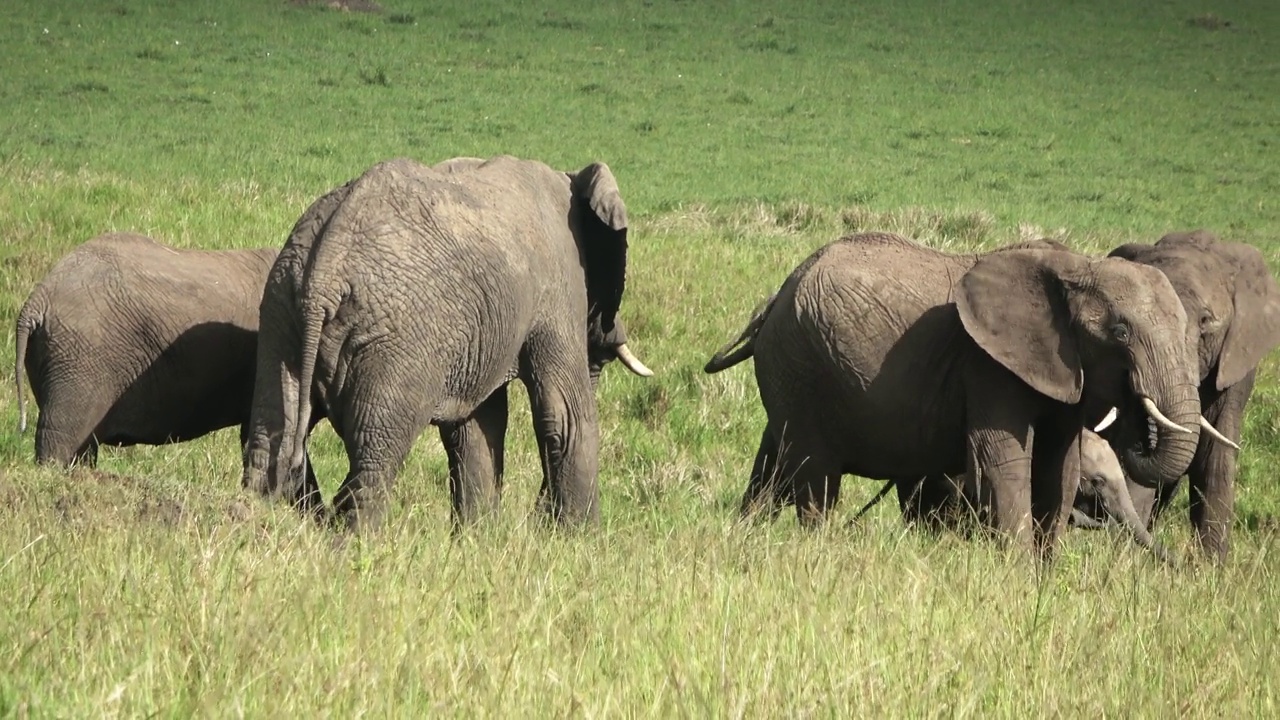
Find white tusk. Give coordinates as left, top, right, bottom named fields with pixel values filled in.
left=1141, top=397, right=1193, bottom=435
left=1199, top=416, right=1241, bottom=451
left=615, top=343, right=654, bottom=377
left=1093, top=406, right=1119, bottom=433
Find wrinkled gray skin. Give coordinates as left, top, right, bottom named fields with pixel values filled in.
left=13, top=233, right=313, bottom=472
left=705, top=232, right=1201, bottom=557
left=1092, top=230, right=1280, bottom=561
left=242, top=155, right=651, bottom=532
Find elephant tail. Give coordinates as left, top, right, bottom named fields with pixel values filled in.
left=849, top=480, right=897, bottom=523
left=703, top=293, right=777, bottom=374
left=14, top=289, right=45, bottom=434
left=288, top=297, right=326, bottom=481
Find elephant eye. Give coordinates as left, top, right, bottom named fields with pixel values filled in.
left=1111, top=323, right=1131, bottom=344
left=1198, top=311, right=1214, bottom=329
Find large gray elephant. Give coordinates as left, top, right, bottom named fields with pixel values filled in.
left=705, top=232, right=1205, bottom=556
left=1092, top=230, right=1280, bottom=561
left=241, top=155, right=652, bottom=532
left=12, top=233, right=314, bottom=471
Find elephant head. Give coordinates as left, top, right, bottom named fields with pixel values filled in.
left=1106, top=230, right=1280, bottom=486
left=956, top=247, right=1202, bottom=487
left=568, top=162, right=652, bottom=381
left=1071, top=429, right=1174, bottom=563
left=1111, top=230, right=1280, bottom=393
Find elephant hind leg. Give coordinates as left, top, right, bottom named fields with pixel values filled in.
left=739, top=423, right=789, bottom=522
left=897, top=474, right=964, bottom=533
left=331, top=386, right=432, bottom=534
left=441, top=386, right=509, bottom=531
left=791, top=460, right=841, bottom=529
left=34, top=390, right=107, bottom=468
left=744, top=421, right=842, bottom=528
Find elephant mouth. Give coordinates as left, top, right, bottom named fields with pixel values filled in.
left=1094, top=403, right=1165, bottom=456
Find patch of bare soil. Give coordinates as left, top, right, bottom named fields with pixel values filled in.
left=288, top=0, right=384, bottom=13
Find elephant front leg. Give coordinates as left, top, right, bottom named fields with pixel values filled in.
left=440, top=386, right=509, bottom=530
left=1188, top=377, right=1251, bottom=562
left=523, top=339, right=600, bottom=526
left=965, top=431, right=1034, bottom=549
left=1028, top=417, right=1081, bottom=560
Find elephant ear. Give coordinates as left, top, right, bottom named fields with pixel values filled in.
left=570, top=162, right=629, bottom=333
left=956, top=250, right=1083, bottom=404
left=1108, top=242, right=1156, bottom=262
left=1216, top=241, right=1280, bottom=389
left=1157, top=229, right=1220, bottom=249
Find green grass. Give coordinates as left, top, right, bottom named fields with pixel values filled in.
left=1, top=0, right=1279, bottom=715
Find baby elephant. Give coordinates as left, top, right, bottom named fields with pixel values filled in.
left=855, top=430, right=1173, bottom=563
left=14, top=233, right=311, bottom=473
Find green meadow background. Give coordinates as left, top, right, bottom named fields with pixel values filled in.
left=0, top=0, right=1277, bottom=715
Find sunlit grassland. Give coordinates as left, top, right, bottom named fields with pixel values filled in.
left=0, top=0, right=1278, bottom=715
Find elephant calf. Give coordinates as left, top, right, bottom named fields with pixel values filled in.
left=14, top=233, right=314, bottom=472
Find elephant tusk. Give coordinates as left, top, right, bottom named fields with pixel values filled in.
left=1093, top=406, right=1119, bottom=433
left=1199, top=416, right=1241, bottom=451
left=1140, top=397, right=1193, bottom=435
left=616, top=343, right=654, bottom=377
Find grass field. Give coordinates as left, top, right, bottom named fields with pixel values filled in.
left=1, top=0, right=1279, bottom=715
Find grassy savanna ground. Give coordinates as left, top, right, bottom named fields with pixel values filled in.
left=1, top=0, right=1279, bottom=715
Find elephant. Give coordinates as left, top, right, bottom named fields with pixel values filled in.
left=704, top=231, right=1209, bottom=556
left=12, top=233, right=318, bottom=474
left=241, top=155, right=652, bottom=532
left=1086, top=230, right=1280, bottom=561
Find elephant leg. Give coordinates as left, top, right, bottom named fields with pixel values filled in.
left=779, top=440, right=840, bottom=529
left=331, top=387, right=430, bottom=533
left=1187, top=376, right=1251, bottom=562
left=523, top=336, right=600, bottom=526
left=240, top=420, right=322, bottom=518
left=897, top=474, right=962, bottom=531
left=294, top=459, right=324, bottom=519
left=739, top=423, right=788, bottom=522
left=1028, top=418, right=1081, bottom=559
left=77, top=438, right=100, bottom=469
left=34, top=387, right=107, bottom=467
left=440, top=386, right=509, bottom=530
left=965, top=434, right=1034, bottom=548
left=792, top=464, right=841, bottom=529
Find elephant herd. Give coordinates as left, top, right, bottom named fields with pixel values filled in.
left=13, top=154, right=1280, bottom=564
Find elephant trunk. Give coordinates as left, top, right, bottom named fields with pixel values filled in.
left=1091, top=468, right=1177, bottom=566
left=1118, top=378, right=1201, bottom=489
